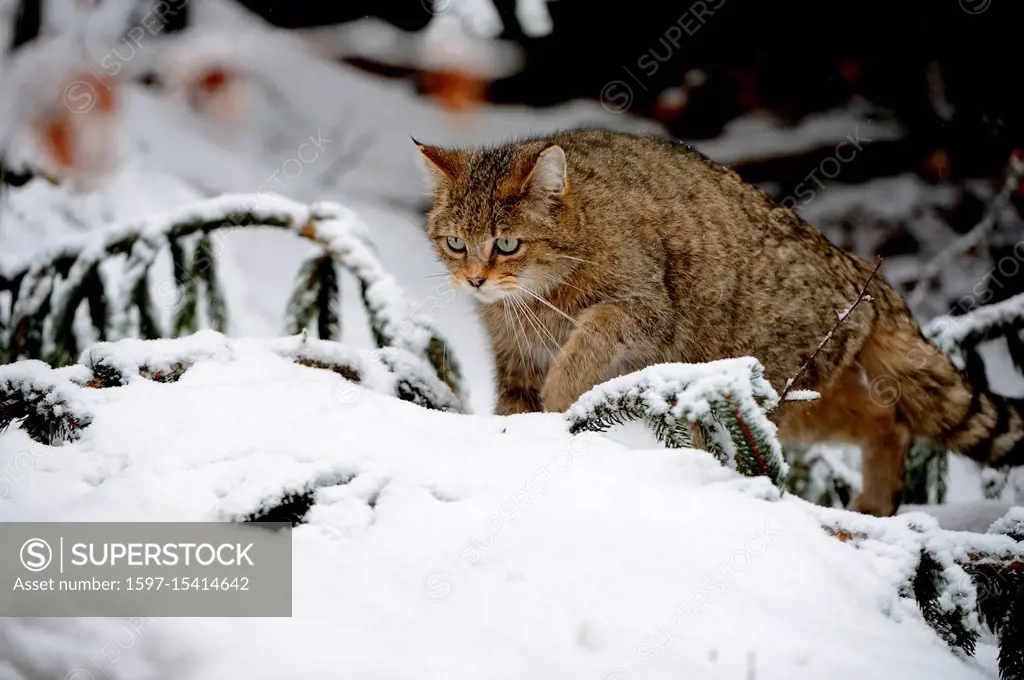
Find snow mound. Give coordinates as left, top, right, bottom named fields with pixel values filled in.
left=0, top=342, right=991, bottom=680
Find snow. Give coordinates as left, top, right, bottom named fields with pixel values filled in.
left=0, top=0, right=1019, bottom=675
left=77, top=328, right=235, bottom=383
left=568, top=357, right=780, bottom=421
left=0, top=341, right=994, bottom=679
left=514, top=0, right=556, bottom=37
left=695, top=100, right=902, bottom=166
left=0, top=358, right=93, bottom=415
left=419, top=12, right=521, bottom=79
left=986, top=506, right=1024, bottom=538
left=901, top=501, right=1019, bottom=534
left=782, top=389, right=820, bottom=402
left=804, top=443, right=863, bottom=500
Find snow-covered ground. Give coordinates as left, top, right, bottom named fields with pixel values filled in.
left=0, top=335, right=998, bottom=679
left=0, top=0, right=1017, bottom=676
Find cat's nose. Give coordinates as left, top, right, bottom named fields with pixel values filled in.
left=466, top=276, right=486, bottom=288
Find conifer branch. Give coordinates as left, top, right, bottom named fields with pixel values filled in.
left=173, top=245, right=200, bottom=337
left=0, top=194, right=461, bottom=401
left=169, top=237, right=188, bottom=289
left=286, top=252, right=340, bottom=340
left=815, top=505, right=1024, bottom=666
left=924, top=291, right=1024, bottom=372
left=194, top=234, right=228, bottom=332
left=903, top=439, right=948, bottom=505
left=816, top=506, right=982, bottom=656
left=1, top=332, right=462, bottom=450
left=566, top=358, right=788, bottom=487
left=131, top=270, right=163, bottom=341
left=0, top=361, right=92, bottom=444
left=314, top=255, right=340, bottom=341
left=286, top=254, right=323, bottom=337
left=729, top=397, right=773, bottom=481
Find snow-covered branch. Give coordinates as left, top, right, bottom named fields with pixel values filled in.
left=1, top=330, right=463, bottom=447
left=810, top=503, right=1024, bottom=674
left=924, top=291, right=1024, bottom=372
left=0, top=359, right=92, bottom=444
left=566, top=357, right=789, bottom=488
left=0, top=193, right=463, bottom=399
left=815, top=504, right=981, bottom=655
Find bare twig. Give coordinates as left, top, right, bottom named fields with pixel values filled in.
left=775, top=256, right=884, bottom=406
left=317, top=118, right=377, bottom=189
left=907, top=151, right=1024, bottom=308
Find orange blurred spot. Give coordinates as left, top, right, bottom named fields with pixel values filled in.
left=182, top=66, right=249, bottom=126
left=923, top=149, right=951, bottom=181
left=421, top=69, right=488, bottom=114
left=91, top=74, right=116, bottom=113
left=197, top=68, right=230, bottom=93
left=34, top=73, right=118, bottom=173
left=37, top=116, right=74, bottom=169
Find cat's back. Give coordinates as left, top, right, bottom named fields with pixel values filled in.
left=550, top=129, right=717, bottom=185
left=538, top=129, right=760, bottom=224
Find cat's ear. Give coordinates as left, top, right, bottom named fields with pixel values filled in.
left=413, top=138, right=466, bottom=185
left=523, top=144, right=568, bottom=198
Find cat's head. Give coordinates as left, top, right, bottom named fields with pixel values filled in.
left=414, top=138, right=579, bottom=303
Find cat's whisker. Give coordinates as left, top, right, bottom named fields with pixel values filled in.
left=549, top=278, right=586, bottom=294
left=513, top=293, right=557, bottom=361
left=423, top=273, right=452, bottom=279
left=513, top=292, right=559, bottom=351
left=520, top=274, right=585, bottom=295
left=512, top=306, right=531, bottom=371
left=499, top=300, right=515, bottom=369
left=555, top=254, right=593, bottom=265
left=513, top=284, right=584, bottom=330
left=503, top=297, right=529, bottom=371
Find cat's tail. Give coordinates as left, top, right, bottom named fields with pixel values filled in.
left=860, top=324, right=1024, bottom=467
left=937, top=391, right=1024, bottom=467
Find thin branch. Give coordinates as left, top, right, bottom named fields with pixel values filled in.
left=776, top=257, right=884, bottom=406
left=318, top=128, right=377, bottom=189
left=908, top=152, right=1024, bottom=308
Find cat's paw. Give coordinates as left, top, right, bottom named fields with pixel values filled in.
left=495, top=397, right=539, bottom=415
left=850, top=492, right=899, bottom=517
left=539, top=380, right=577, bottom=413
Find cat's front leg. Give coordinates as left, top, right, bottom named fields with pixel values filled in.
left=540, top=303, right=661, bottom=412
left=494, top=348, right=545, bottom=415
left=495, top=386, right=542, bottom=415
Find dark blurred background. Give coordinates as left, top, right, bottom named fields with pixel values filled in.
left=229, top=0, right=1024, bottom=315
left=237, top=0, right=1023, bottom=151
left=7, top=0, right=1024, bottom=317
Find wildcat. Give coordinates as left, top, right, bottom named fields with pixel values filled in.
left=415, top=129, right=1024, bottom=516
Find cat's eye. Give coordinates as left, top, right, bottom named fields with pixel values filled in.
left=446, top=236, right=466, bottom=252
left=494, top=237, right=521, bottom=255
